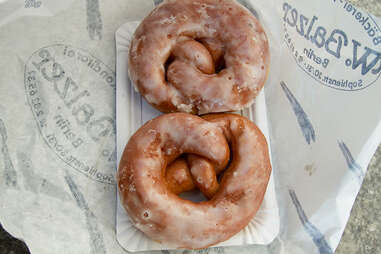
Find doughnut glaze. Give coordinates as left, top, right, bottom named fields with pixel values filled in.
left=118, top=113, right=271, bottom=249
left=128, top=0, right=270, bottom=114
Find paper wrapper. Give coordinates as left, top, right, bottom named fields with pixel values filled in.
left=0, top=0, right=381, bottom=253
left=115, top=21, right=280, bottom=252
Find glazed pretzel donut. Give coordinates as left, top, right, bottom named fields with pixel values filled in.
left=117, top=113, right=271, bottom=249
left=166, top=154, right=221, bottom=199
left=166, top=142, right=234, bottom=199
left=128, top=0, right=269, bottom=114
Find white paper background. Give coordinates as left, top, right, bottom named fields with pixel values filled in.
left=0, top=0, right=380, bottom=254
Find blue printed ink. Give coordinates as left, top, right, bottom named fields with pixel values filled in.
left=325, top=29, right=348, bottom=59
left=17, top=151, right=71, bottom=201
left=191, top=247, right=225, bottom=254
left=86, top=0, right=103, bottom=40
left=65, top=174, right=107, bottom=254
left=211, top=247, right=225, bottom=254
left=154, top=0, right=163, bottom=6
left=280, top=81, right=316, bottom=144
left=0, top=119, right=18, bottom=188
left=337, top=140, right=364, bottom=182
left=25, top=0, right=41, bottom=8
left=282, top=2, right=381, bottom=91
left=289, top=189, right=333, bottom=254
left=351, top=39, right=381, bottom=75
left=181, top=247, right=225, bottom=254
left=342, top=2, right=381, bottom=46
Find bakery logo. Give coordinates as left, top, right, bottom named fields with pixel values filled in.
left=25, top=0, right=42, bottom=8
left=24, top=44, right=116, bottom=184
left=282, top=0, right=381, bottom=91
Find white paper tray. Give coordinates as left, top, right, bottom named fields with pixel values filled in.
left=115, top=21, right=280, bottom=252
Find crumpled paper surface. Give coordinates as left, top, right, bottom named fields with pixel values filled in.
left=0, top=0, right=380, bottom=254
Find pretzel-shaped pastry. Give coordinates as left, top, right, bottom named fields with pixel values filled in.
left=166, top=154, right=221, bottom=199
left=118, top=113, right=271, bottom=249
left=128, top=0, right=269, bottom=114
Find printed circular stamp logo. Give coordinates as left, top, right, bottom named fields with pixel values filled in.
left=282, top=1, right=381, bottom=91
left=25, top=44, right=116, bottom=184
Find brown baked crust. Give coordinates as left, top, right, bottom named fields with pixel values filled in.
left=117, top=113, right=271, bottom=249
left=128, top=0, right=270, bottom=114
left=166, top=154, right=220, bottom=199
